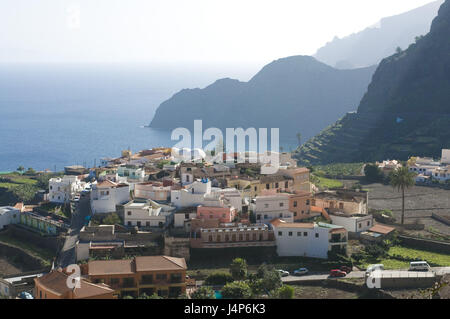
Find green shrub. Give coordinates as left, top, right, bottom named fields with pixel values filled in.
left=205, top=272, right=234, bottom=286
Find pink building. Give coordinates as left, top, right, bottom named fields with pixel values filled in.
left=197, top=206, right=237, bottom=223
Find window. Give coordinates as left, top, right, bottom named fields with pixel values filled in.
left=264, top=215, right=268, bottom=219
left=266, top=184, right=270, bottom=190
left=285, top=181, right=289, bottom=188
left=137, top=221, right=141, bottom=227
left=315, top=233, right=319, bottom=238
left=303, top=232, right=308, bottom=236
left=146, top=222, right=150, bottom=227
left=367, top=221, right=371, bottom=226
left=156, top=274, right=167, bottom=281
left=279, top=202, right=284, bottom=207
left=297, top=232, right=301, bottom=236
left=128, top=222, right=132, bottom=226
left=127, top=211, right=132, bottom=216
left=339, top=203, right=344, bottom=209
left=254, top=187, right=257, bottom=191
left=209, top=235, right=213, bottom=242
left=264, top=204, right=269, bottom=208
left=110, top=278, right=120, bottom=285
left=288, top=232, right=293, bottom=236
left=359, top=223, right=362, bottom=228
left=293, top=201, right=298, bottom=208
left=185, top=213, right=189, bottom=219
left=306, top=200, right=310, bottom=205
left=278, top=231, right=283, bottom=236
left=275, top=182, right=279, bottom=188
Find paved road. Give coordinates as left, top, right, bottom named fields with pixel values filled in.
left=282, top=267, right=450, bottom=283
left=55, top=194, right=91, bottom=268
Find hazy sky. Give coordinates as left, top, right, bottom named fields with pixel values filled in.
left=0, top=0, right=438, bottom=65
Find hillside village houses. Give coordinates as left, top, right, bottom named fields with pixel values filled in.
left=48, top=175, right=88, bottom=203
left=123, top=199, right=171, bottom=228
left=407, top=149, right=450, bottom=182
left=376, top=160, right=402, bottom=176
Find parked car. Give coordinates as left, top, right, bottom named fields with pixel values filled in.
left=278, top=270, right=290, bottom=277
left=329, top=269, right=347, bottom=277
left=409, top=261, right=431, bottom=272
left=340, top=266, right=352, bottom=273
left=293, top=268, right=309, bottom=276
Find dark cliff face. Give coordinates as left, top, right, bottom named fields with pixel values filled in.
left=149, top=56, right=376, bottom=142
left=296, top=0, right=450, bottom=165
left=314, top=1, right=443, bottom=69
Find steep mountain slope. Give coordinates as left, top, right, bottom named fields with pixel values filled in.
left=296, top=0, right=450, bottom=165
left=150, top=56, right=376, bottom=141
left=314, top=0, right=443, bottom=69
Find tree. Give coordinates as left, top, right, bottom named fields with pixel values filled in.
left=364, top=164, right=384, bottom=183
left=229, top=258, right=247, bottom=281
left=389, top=167, right=416, bottom=225
left=396, top=46, right=402, bottom=54
left=191, top=286, right=216, bottom=299
left=205, top=272, right=234, bottom=286
left=103, top=213, right=122, bottom=225
left=221, top=281, right=252, bottom=299
left=17, top=166, right=25, bottom=173
left=24, top=167, right=36, bottom=176
left=256, top=264, right=282, bottom=293
left=11, top=184, right=37, bottom=203
left=276, top=285, right=295, bottom=299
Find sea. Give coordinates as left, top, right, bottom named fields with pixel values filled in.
left=0, top=63, right=297, bottom=172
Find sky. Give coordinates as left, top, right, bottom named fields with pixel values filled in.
left=0, top=0, right=438, bottom=66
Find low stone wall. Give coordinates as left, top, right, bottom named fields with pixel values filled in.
left=398, top=235, right=450, bottom=254
left=0, top=242, right=46, bottom=273
left=2, top=224, right=63, bottom=252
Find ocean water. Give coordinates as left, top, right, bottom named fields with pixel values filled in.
left=0, top=63, right=296, bottom=172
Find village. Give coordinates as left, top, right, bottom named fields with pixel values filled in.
left=0, top=147, right=449, bottom=299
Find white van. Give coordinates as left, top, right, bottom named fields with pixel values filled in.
left=409, top=261, right=430, bottom=271
left=365, top=264, right=384, bottom=277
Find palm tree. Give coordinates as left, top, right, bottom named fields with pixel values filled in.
left=389, top=167, right=416, bottom=225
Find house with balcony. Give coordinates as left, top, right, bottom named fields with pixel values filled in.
left=48, top=175, right=87, bottom=203
left=252, top=194, right=293, bottom=225
left=270, top=219, right=347, bottom=259
left=90, top=180, right=130, bottom=214
left=87, top=256, right=187, bottom=298
left=329, top=212, right=374, bottom=234
left=190, top=224, right=276, bottom=249
left=123, top=199, right=171, bottom=228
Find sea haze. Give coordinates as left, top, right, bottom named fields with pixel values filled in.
left=0, top=63, right=264, bottom=172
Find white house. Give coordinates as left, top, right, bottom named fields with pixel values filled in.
left=329, top=213, right=373, bottom=234
left=123, top=199, right=168, bottom=228
left=134, top=182, right=172, bottom=202
left=0, top=206, right=20, bottom=230
left=90, top=180, right=130, bottom=214
left=48, top=175, right=86, bottom=203
left=117, top=165, right=145, bottom=182
left=171, top=179, right=243, bottom=212
left=271, top=219, right=347, bottom=259
left=252, top=194, right=293, bottom=224
left=431, top=166, right=450, bottom=182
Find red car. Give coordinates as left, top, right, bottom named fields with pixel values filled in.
left=330, top=269, right=347, bottom=277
